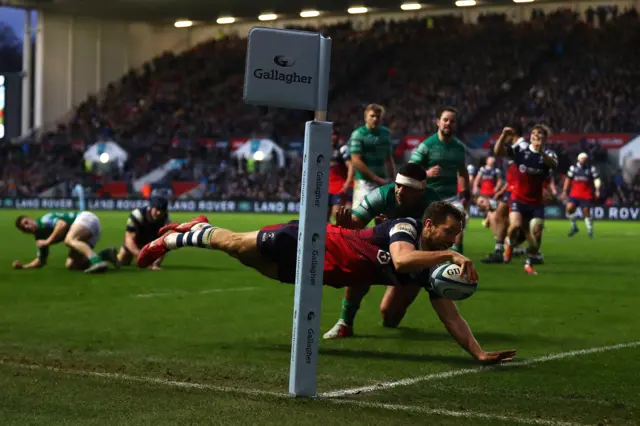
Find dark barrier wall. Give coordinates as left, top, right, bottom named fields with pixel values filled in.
left=1, top=197, right=640, bottom=221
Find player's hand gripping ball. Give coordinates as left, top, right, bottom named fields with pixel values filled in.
left=430, top=263, right=478, bottom=301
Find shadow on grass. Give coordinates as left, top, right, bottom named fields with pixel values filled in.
left=256, top=343, right=475, bottom=366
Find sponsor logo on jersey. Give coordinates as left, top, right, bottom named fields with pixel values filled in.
left=390, top=222, right=418, bottom=239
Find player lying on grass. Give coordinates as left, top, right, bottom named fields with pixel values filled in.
left=118, top=196, right=170, bottom=270
left=13, top=211, right=119, bottom=273
left=323, top=162, right=441, bottom=339
left=137, top=201, right=516, bottom=364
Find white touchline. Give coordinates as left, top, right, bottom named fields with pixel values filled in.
left=0, top=361, right=585, bottom=426
left=320, top=340, right=640, bottom=398
left=330, top=400, right=586, bottom=426
left=133, top=287, right=257, bottom=298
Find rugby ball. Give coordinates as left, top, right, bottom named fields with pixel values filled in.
left=430, top=263, right=477, bottom=301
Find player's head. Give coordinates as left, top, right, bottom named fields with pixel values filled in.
left=394, top=163, right=427, bottom=206
left=485, top=156, right=496, bottom=167
left=437, top=106, right=458, bottom=138
left=578, top=152, right=588, bottom=166
left=149, top=197, right=169, bottom=220
left=474, top=194, right=492, bottom=212
left=530, top=124, right=551, bottom=149
left=420, top=201, right=465, bottom=250
left=15, top=215, right=37, bottom=234
left=364, top=104, right=384, bottom=129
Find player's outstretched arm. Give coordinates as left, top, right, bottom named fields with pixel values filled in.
left=37, top=221, right=69, bottom=248
left=124, top=231, right=141, bottom=256
left=390, top=242, right=478, bottom=282
left=430, top=298, right=516, bottom=364
left=12, top=257, right=43, bottom=270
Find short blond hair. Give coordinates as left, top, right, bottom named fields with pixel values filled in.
left=364, top=103, right=385, bottom=118
left=532, top=123, right=552, bottom=137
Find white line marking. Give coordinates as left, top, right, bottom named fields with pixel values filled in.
left=133, top=287, right=257, bottom=298
left=0, top=361, right=584, bottom=426
left=321, top=341, right=640, bottom=398
left=0, top=361, right=283, bottom=398
left=331, top=400, right=585, bottom=426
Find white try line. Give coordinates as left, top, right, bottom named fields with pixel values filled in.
left=330, top=400, right=585, bottom=426
left=320, top=340, right=640, bottom=398
left=0, top=360, right=584, bottom=426
left=133, top=287, right=257, bottom=299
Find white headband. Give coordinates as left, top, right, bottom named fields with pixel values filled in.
left=395, top=173, right=426, bottom=190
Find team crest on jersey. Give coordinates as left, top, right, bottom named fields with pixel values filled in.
left=390, top=222, right=418, bottom=239
left=377, top=250, right=391, bottom=264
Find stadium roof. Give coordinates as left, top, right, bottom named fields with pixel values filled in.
left=2, top=0, right=572, bottom=23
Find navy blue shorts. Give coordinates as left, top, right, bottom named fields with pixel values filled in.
left=510, top=200, right=544, bottom=222
left=500, top=191, right=512, bottom=204
left=257, top=220, right=300, bottom=283
left=568, top=197, right=592, bottom=208
left=329, top=190, right=353, bottom=206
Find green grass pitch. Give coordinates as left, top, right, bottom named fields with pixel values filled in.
left=0, top=210, right=638, bottom=425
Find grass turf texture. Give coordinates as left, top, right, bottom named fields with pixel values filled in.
left=0, top=211, right=638, bottom=425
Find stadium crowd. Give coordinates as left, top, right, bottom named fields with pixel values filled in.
left=0, top=6, right=638, bottom=204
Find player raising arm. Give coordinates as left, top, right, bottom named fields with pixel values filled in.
left=137, top=201, right=515, bottom=364
left=13, top=211, right=118, bottom=273
left=494, top=125, right=557, bottom=275
left=324, top=163, right=441, bottom=339
left=562, top=152, right=600, bottom=238
left=118, top=197, right=171, bottom=269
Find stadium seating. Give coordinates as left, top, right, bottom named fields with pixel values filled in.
left=1, top=7, right=638, bottom=202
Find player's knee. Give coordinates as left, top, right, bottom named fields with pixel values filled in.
left=63, top=234, right=75, bottom=247
left=380, top=310, right=403, bottom=328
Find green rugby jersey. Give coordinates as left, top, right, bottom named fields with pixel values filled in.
left=34, top=212, right=78, bottom=262
left=410, top=133, right=467, bottom=198
left=348, top=125, right=392, bottom=181
left=352, top=183, right=442, bottom=225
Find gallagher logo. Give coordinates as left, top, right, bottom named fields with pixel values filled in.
left=273, top=54, right=295, bottom=67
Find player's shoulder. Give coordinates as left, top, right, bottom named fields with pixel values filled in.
left=130, top=207, right=147, bottom=221
left=339, top=143, right=349, bottom=154
left=422, top=133, right=440, bottom=145
left=351, top=126, right=368, bottom=136
left=389, top=217, right=420, bottom=239
left=423, top=187, right=442, bottom=202
left=378, top=126, right=391, bottom=136
left=513, top=139, right=529, bottom=151
left=451, top=136, right=466, bottom=148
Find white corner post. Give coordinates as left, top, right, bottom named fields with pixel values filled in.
left=243, top=27, right=332, bottom=397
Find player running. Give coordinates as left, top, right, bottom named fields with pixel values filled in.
left=117, top=197, right=171, bottom=269
left=138, top=201, right=515, bottom=364
left=328, top=128, right=354, bottom=221
left=410, top=107, right=470, bottom=253
left=482, top=126, right=526, bottom=264
left=323, top=163, right=441, bottom=339
left=494, top=125, right=558, bottom=275
left=349, top=104, right=396, bottom=209
left=473, top=156, right=503, bottom=198
left=562, top=153, right=600, bottom=238
left=13, top=211, right=118, bottom=273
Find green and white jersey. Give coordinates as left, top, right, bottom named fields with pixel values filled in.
left=352, top=183, right=442, bottom=225
left=410, top=133, right=467, bottom=199
left=348, top=125, right=393, bottom=181
left=34, top=212, right=78, bottom=262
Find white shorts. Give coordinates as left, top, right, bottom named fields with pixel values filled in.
left=72, top=211, right=101, bottom=248
left=352, top=179, right=379, bottom=209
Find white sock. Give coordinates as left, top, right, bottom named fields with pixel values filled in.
left=585, top=217, right=593, bottom=233
left=495, top=242, right=504, bottom=252
left=567, top=212, right=577, bottom=226
left=165, top=225, right=215, bottom=249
